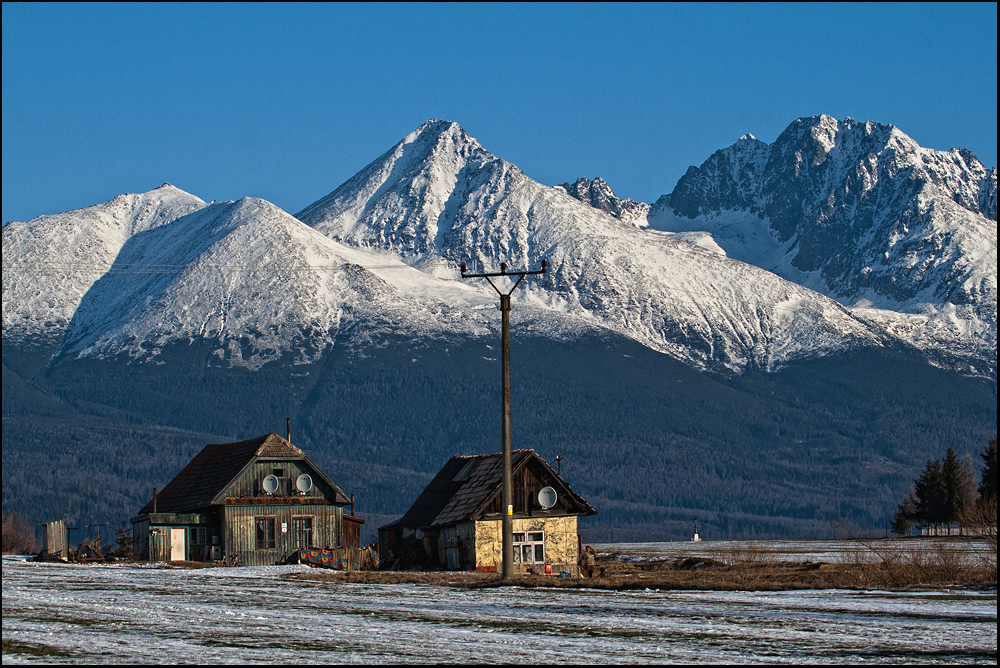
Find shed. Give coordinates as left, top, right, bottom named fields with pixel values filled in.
left=131, top=433, right=351, bottom=566
left=379, top=449, right=596, bottom=574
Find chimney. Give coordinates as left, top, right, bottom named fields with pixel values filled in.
left=153, top=488, right=157, bottom=514
left=286, top=417, right=291, bottom=443
left=350, top=494, right=355, bottom=517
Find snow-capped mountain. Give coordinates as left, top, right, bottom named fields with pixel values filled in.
left=2, top=184, right=207, bottom=346
left=3, top=117, right=995, bottom=380
left=585, top=117, right=996, bottom=377
left=5, top=190, right=556, bottom=370
left=296, top=120, right=886, bottom=373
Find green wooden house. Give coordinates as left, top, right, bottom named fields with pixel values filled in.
left=131, top=433, right=351, bottom=566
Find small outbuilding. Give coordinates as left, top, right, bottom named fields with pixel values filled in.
left=131, top=432, right=351, bottom=566
left=379, top=449, right=596, bottom=574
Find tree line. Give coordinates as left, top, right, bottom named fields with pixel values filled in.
left=890, top=438, right=997, bottom=535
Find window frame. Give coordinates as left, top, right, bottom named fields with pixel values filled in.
left=511, top=530, right=545, bottom=565
left=291, top=516, right=313, bottom=549
left=255, top=517, right=276, bottom=550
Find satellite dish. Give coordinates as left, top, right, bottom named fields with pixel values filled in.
left=295, top=473, right=313, bottom=493
left=538, top=486, right=557, bottom=509
left=262, top=474, right=279, bottom=494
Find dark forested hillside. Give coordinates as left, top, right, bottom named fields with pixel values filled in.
left=3, top=331, right=996, bottom=544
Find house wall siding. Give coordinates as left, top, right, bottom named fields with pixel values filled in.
left=223, top=504, right=342, bottom=567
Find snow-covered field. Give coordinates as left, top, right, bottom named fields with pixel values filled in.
left=2, top=553, right=995, bottom=664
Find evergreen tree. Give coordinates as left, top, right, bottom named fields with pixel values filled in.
left=940, top=448, right=976, bottom=523
left=890, top=486, right=918, bottom=536
left=979, top=438, right=997, bottom=501
left=913, top=458, right=946, bottom=527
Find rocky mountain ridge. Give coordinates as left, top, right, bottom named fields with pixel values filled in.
left=3, top=116, right=995, bottom=380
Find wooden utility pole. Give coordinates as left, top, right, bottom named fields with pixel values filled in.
left=460, top=259, right=546, bottom=582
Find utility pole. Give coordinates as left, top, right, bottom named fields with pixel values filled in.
left=460, top=259, right=547, bottom=582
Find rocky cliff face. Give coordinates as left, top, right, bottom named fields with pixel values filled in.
left=641, top=115, right=996, bottom=378
left=555, top=177, right=650, bottom=226
left=656, top=115, right=996, bottom=310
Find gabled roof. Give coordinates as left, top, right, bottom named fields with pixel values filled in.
left=137, top=433, right=349, bottom=514
left=398, top=449, right=596, bottom=528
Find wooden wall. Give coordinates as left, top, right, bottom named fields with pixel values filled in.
left=223, top=503, right=342, bottom=567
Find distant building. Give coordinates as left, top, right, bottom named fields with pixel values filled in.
left=131, top=433, right=352, bottom=566
left=379, top=450, right=596, bottom=574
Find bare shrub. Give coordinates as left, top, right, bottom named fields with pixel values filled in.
left=831, top=519, right=994, bottom=587
left=2, top=513, right=37, bottom=554
left=959, top=495, right=997, bottom=579
left=709, top=540, right=777, bottom=588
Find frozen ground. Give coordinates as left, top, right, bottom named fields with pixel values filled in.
left=2, top=553, right=995, bottom=664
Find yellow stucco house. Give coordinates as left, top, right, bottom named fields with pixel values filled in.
left=379, top=450, right=596, bottom=574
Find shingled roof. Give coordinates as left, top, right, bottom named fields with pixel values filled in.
left=398, top=450, right=596, bottom=528
left=137, top=433, right=348, bottom=514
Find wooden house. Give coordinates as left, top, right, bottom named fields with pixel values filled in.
left=131, top=433, right=351, bottom=566
left=379, top=449, right=596, bottom=574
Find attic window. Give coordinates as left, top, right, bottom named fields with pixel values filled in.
left=272, top=468, right=285, bottom=478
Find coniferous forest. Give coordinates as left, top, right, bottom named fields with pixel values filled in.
left=3, top=329, right=997, bottom=545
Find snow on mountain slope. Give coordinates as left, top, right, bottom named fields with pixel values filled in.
left=297, top=120, right=884, bottom=372
left=52, top=196, right=532, bottom=370
left=2, top=184, right=207, bottom=346
left=643, top=115, right=996, bottom=377
left=5, top=117, right=991, bottom=378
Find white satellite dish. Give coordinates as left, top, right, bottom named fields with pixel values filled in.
left=295, top=473, right=313, bottom=493
left=262, top=474, right=279, bottom=494
left=538, top=486, right=557, bottom=509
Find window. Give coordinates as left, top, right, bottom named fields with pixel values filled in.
left=292, top=517, right=313, bottom=549
left=256, top=517, right=276, bottom=549
left=512, top=531, right=545, bottom=564
left=190, top=527, right=208, bottom=545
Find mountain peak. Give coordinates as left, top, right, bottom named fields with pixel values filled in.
left=406, top=119, right=480, bottom=152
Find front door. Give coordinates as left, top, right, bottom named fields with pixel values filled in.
left=170, top=528, right=186, bottom=561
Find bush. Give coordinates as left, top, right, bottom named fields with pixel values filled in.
left=2, top=513, right=37, bottom=554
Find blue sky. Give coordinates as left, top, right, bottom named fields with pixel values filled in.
left=2, top=2, right=996, bottom=224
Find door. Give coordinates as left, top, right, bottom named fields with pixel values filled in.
left=170, top=528, right=186, bottom=561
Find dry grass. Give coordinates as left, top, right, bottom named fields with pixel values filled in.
left=285, top=560, right=862, bottom=590
left=285, top=539, right=997, bottom=591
